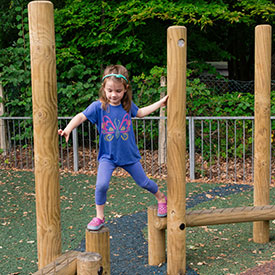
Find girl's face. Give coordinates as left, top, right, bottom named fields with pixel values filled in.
left=104, top=79, right=127, bottom=106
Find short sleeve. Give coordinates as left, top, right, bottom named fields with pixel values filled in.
left=131, top=102, right=139, bottom=117
left=82, top=101, right=101, bottom=124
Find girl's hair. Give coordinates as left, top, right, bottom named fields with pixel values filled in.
left=99, top=65, right=132, bottom=113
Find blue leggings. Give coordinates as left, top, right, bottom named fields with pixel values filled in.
left=95, top=160, right=158, bottom=205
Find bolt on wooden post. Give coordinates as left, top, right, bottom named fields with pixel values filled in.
left=253, top=24, right=272, bottom=244
left=167, top=26, right=187, bottom=275
left=28, top=1, right=61, bottom=269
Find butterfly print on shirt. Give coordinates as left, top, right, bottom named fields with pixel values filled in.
left=101, top=114, right=131, bottom=142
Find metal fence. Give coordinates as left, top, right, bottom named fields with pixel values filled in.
left=194, top=77, right=275, bottom=94
left=1, top=116, right=274, bottom=184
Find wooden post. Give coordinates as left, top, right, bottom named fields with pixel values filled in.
left=148, top=206, right=166, bottom=265
left=28, top=1, right=61, bottom=269
left=158, top=76, right=167, bottom=165
left=77, top=252, right=102, bottom=275
left=86, top=227, right=110, bottom=275
left=0, top=85, right=7, bottom=155
left=167, top=26, right=187, bottom=274
left=253, top=24, right=272, bottom=243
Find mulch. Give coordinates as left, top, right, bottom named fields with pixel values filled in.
left=240, top=260, right=275, bottom=275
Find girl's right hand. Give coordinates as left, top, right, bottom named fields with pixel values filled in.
left=58, top=129, right=70, bottom=143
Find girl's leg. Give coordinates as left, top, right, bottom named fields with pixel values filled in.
left=96, top=204, right=105, bottom=220
left=95, top=160, right=116, bottom=218
left=123, top=162, right=166, bottom=203
left=154, top=189, right=166, bottom=203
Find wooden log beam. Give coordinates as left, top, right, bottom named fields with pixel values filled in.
left=28, top=1, right=61, bottom=269
left=187, top=205, right=275, bottom=227
left=149, top=205, right=275, bottom=230
left=33, top=251, right=79, bottom=275
left=253, top=24, right=272, bottom=244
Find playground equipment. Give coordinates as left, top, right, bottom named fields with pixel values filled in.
left=148, top=25, right=275, bottom=274
left=28, top=1, right=274, bottom=274
left=28, top=0, right=61, bottom=269
left=32, top=250, right=103, bottom=275
left=166, top=26, right=187, bottom=274
left=28, top=1, right=110, bottom=274
left=85, top=227, right=110, bottom=274
left=253, top=25, right=272, bottom=244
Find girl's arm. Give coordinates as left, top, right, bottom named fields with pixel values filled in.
left=58, top=113, right=87, bottom=142
left=136, top=95, right=168, bottom=118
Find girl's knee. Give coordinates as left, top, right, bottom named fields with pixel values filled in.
left=95, top=181, right=109, bottom=205
left=96, top=180, right=109, bottom=194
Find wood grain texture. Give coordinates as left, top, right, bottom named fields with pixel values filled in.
left=28, top=1, right=61, bottom=269
left=167, top=26, right=187, bottom=275
left=148, top=206, right=166, bottom=265
left=253, top=24, right=272, bottom=244
left=86, top=227, right=110, bottom=275
left=33, top=251, right=79, bottom=275
left=77, top=252, right=102, bottom=275
left=148, top=205, right=275, bottom=229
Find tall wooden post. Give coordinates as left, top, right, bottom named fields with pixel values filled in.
left=253, top=25, right=272, bottom=243
left=167, top=26, right=187, bottom=274
left=28, top=1, right=61, bottom=268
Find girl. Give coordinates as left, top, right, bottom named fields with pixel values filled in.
left=58, top=65, right=168, bottom=230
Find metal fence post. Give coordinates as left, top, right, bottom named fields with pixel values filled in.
left=0, top=85, right=8, bottom=155
left=72, top=128, right=79, bottom=172
left=189, top=117, right=195, bottom=180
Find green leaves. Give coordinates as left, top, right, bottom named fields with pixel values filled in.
left=1, top=0, right=275, bottom=118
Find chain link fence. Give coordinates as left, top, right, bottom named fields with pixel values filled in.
left=192, top=76, right=275, bottom=94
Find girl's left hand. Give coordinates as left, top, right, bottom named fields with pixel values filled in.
left=160, top=95, right=169, bottom=107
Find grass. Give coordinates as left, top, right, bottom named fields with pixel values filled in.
left=0, top=169, right=274, bottom=274
left=185, top=189, right=275, bottom=274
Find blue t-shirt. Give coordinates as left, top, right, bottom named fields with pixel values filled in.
left=83, top=100, right=141, bottom=166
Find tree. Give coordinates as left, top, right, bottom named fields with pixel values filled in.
left=55, top=0, right=275, bottom=79
left=0, top=0, right=274, bottom=117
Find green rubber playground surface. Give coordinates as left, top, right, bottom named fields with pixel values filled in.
left=0, top=168, right=274, bottom=274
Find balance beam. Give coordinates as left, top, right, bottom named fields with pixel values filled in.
left=148, top=205, right=275, bottom=265
left=33, top=251, right=79, bottom=275
left=149, top=205, right=275, bottom=229
left=33, top=250, right=103, bottom=275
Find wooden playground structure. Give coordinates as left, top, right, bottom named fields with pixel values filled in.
left=28, top=1, right=274, bottom=274
left=148, top=24, right=274, bottom=274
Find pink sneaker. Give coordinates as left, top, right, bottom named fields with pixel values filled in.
left=87, top=217, right=105, bottom=231
left=157, top=196, right=167, bottom=217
